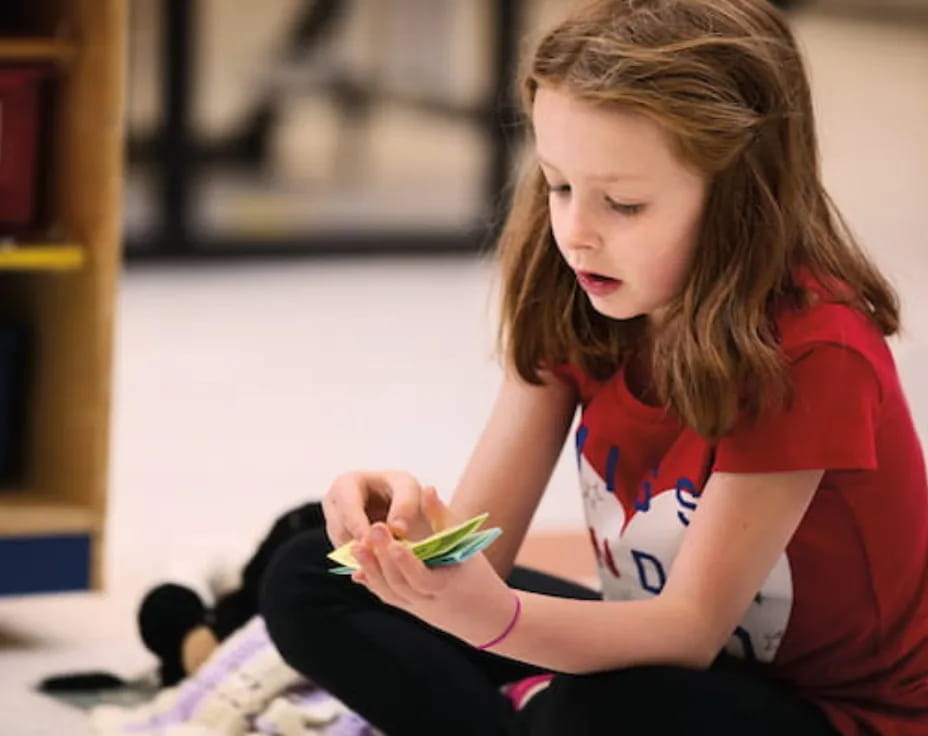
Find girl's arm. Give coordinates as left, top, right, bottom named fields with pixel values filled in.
left=486, top=468, right=823, bottom=673
left=449, top=368, right=578, bottom=578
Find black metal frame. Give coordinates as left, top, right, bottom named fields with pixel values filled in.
left=126, top=0, right=523, bottom=261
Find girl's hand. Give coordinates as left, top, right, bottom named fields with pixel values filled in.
left=322, top=470, right=436, bottom=547
left=350, top=487, right=516, bottom=647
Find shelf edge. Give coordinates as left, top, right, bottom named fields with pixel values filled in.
left=0, top=245, right=86, bottom=271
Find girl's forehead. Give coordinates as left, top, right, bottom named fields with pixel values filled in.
left=531, top=87, right=684, bottom=183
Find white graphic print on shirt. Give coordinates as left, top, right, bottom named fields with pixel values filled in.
left=579, top=453, right=794, bottom=663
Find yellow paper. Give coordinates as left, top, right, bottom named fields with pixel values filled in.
left=327, top=512, right=489, bottom=569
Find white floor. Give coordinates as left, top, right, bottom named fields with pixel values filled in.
left=2, top=7, right=928, bottom=735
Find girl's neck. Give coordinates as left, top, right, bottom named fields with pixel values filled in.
left=625, top=343, right=660, bottom=407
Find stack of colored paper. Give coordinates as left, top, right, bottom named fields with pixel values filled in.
left=327, top=513, right=501, bottom=575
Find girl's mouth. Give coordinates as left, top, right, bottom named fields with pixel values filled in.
left=576, top=271, right=623, bottom=296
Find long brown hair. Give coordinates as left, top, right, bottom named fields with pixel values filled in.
left=498, top=0, right=899, bottom=439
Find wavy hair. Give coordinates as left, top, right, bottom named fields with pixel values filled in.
left=498, top=0, right=899, bottom=439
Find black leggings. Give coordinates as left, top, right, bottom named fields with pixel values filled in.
left=260, top=528, right=838, bottom=736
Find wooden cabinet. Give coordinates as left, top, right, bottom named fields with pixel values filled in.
left=0, top=0, right=125, bottom=595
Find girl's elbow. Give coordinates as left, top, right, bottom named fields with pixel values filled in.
left=680, top=623, right=729, bottom=670
left=570, top=639, right=717, bottom=675
left=659, top=600, right=726, bottom=670
left=651, top=635, right=718, bottom=671
left=680, top=642, right=718, bottom=671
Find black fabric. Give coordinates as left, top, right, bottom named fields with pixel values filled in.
left=38, top=671, right=128, bottom=693
left=138, top=501, right=327, bottom=686
left=137, top=583, right=207, bottom=686
left=211, top=501, right=327, bottom=640
left=260, top=527, right=838, bottom=736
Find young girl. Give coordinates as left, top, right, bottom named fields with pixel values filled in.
left=260, top=1, right=928, bottom=733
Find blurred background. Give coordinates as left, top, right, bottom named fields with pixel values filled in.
left=0, top=0, right=926, bottom=732
left=124, top=0, right=515, bottom=256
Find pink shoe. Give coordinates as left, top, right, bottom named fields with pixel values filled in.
left=501, top=674, right=555, bottom=711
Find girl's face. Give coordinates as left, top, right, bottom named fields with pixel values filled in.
left=532, top=86, right=708, bottom=324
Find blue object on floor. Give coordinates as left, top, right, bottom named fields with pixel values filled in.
left=0, top=534, right=91, bottom=595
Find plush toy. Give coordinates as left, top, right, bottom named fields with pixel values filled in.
left=40, top=499, right=378, bottom=735
left=91, top=617, right=298, bottom=735
left=252, top=688, right=357, bottom=735
left=138, top=501, right=326, bottom=687
left=90, top=616, right=378, bottom=736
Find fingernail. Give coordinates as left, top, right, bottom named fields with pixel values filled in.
left=370, top=526, right=387, bottom=545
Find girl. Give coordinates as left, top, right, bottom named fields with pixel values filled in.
left=260, top=1, right=928, bottom=734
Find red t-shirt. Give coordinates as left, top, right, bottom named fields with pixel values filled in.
left=556, top=292, right=928, bottom=734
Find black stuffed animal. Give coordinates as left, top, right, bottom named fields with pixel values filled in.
left=138, top=501, right=326, bottom=686
left=38, top=501, right=326, bottom=697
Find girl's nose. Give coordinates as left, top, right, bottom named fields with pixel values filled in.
left=561, top=202, right=602, bottom=253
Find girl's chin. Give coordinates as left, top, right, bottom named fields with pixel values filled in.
left=586, top=296, right=645, bottom=322
left=586, top=293, right=670, bottom=325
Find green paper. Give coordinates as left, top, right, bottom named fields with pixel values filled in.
left=327, top=512, right=489, bottom=569
left=327, top=513, right=501, bottom=575
left=426, top=527, right=502, bottom=567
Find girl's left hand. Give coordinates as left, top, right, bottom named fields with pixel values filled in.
left=350, top=487, right=518, bottom=647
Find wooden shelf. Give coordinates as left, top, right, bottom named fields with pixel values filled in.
left=0, top=0, right=125, bottom=595
left=0, top=38, right=78, bottom=63
left=0, top=244, right=85, bottom=271
left=0, top=492, right=98, bottom=536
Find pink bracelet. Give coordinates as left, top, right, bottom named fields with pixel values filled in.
left=476, top=593, right=522, bottom=650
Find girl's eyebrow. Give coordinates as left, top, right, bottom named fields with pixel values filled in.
left=536, top=153, right=647, bottom=182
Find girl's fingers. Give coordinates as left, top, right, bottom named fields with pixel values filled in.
left=374, top=547, right=417, bottom=599
left=325, top=521, right=350, bottom=548
left=363, top=523, right=439, bottom=600
left=385, top=540, right=440, bottom=598
left=423, top=485, right=453, bottom=533
left=324, top=476, right=372, bottom=543
left=367, top=524, right=427, bottom=600
left=381, top=471, right=422, bottom=539
left=354, top=540, right=411, bottom=607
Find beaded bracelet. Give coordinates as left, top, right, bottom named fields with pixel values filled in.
left=476, top=593, right=522, bottom=650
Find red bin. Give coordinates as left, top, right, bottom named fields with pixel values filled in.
left=0, top=65, right=51, bottom=231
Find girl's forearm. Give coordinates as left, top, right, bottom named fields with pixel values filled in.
left=485, top=592, right=718, bottom=675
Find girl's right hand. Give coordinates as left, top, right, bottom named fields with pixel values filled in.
left=322, top=470, right=433, bottom=548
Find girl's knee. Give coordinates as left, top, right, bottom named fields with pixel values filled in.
left=522, top=665, right=701, bottom=733
left=258, top=528, right=333, bottom=648
left=556, top=664, right=687, bottom=698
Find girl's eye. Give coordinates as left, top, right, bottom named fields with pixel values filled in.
left=547, top=184, right=570, bottom=195
left=606, top=198, right=645, bottom=216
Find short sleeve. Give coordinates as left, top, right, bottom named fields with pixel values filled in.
left=713, top=345, right=881, bottom=473
left=548, top=363, right=579, bottom=389
left=547, top=363, right=605, bottom=406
